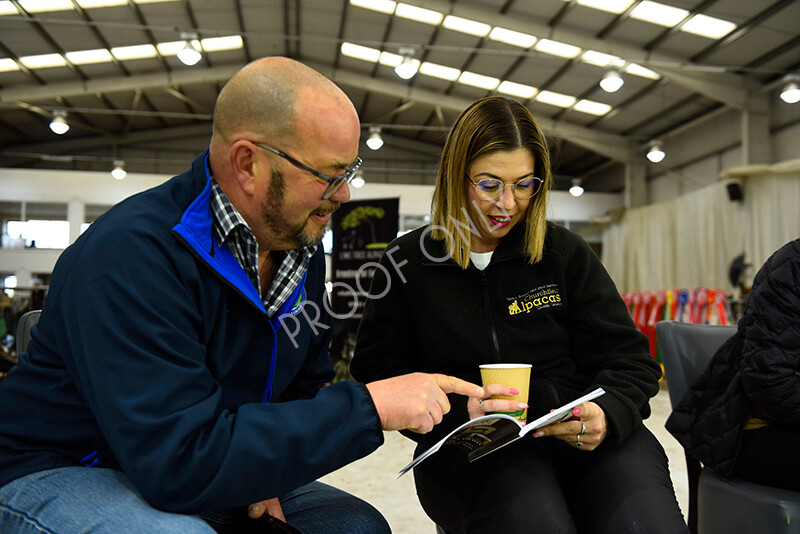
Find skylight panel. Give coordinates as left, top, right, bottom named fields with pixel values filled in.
left=573, top=99, right=612, bottom=116
left=443, top=15, right=490, bottom=37
left=625, top=63, right=660, bottom=80
left=19, top=53, right=66, bottom=69
left=497, top=81, right=537, bottom=99
left=201, top=35, right=244, bottom=52
left=458, top=71, right=500, bottom=90
left=535, top=39, right=582, bottom=59
left=395, top=3, right=443, bottom=25
left=17, top=0, right=73, bottom=13
left=349, top=0, right=396, bottom=15
left=575, top=0, right=634, bottom=14
left=630, top=1, right=688, bottom=27
left=535, top=90, right=576, bottom=108
left=110, top=44, right=157, bottom=61
left=340, top=42, right=381, bottom=63
left=156, top=41, right=185, bottom=56
left=419, top=61, right=460, bottom=81
left=76, top=0, right=129, bottom=7
left=65, top=48, right=113, bottom=64
left=0, top=2, right=18, bottom=15
left=682, top=14, right=736, bottom=39
left=581, top=50, right=622, bottom=68
left=488, top=27, right=537, bottom=49
left=0, top=58, right=19, bottom=72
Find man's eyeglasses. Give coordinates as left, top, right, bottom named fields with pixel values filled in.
left=254, top=142, right=362, bottom=200
left=467, top=176, right=544, bottom=201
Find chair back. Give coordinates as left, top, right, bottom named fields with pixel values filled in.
left=655, top=320, right=736, bottom=408
left=16, top=309, right=42, bottom=354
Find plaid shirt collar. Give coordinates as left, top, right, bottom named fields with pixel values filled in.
left=209, top=178, right=315, bottom=317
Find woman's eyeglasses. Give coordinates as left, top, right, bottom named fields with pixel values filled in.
left=254, top=142, right=362, bottom=200
left=467, top=176, right=543, bottom=201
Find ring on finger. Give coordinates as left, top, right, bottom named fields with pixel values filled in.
left=575, top=435, right=583, bottom=447
left=478, top=399, right=484, bottom=412
left=580, top=422, right=586, bottom=435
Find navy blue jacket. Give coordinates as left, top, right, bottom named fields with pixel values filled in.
left=0, top=152, right=383, bottom=513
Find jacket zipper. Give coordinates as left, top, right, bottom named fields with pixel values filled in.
left=481, top=270, right=502, bottom=362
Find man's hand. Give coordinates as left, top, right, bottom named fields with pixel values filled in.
left=248, top=497, right=285, bottom=521
left=366, top=373, right=484, bottom=433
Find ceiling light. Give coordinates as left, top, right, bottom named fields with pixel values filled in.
left=49, top=110, right=70, bottom=135
left=580, top=50, right=622, bottom=68
left=349, top=0, right=396, bottom=15
left=394, top=47, right=419, bottom=80
left=366, top=127, right=384, bottom=151
left=575, top=0, right=634, bottom=14
left=200, top=35, right=244, bottom=52
left=351, top=171, right=365, bottom=189
left=0, top=58, right=19, bottom=72
left=682, top=14, right=736, bottom=39
left=19, top=53, right=66, bottom=69
left=625, top=63, right=660, bottom=80
left=111, top=44, right=158, bottom=61
left=647, top=141, right=665, bottom=163
left=573, top=99, right=612, bottom=116
left=569, top=179, right=584, bottom=197
left=111, top=160, right=127, bottom=180
left=65, top=48, right=113, bottom=65
left=177, top=32, right=202, bottom=66
left=599, top=68, right=624, bottom=93
left=780, top=76, right=800, bottom=104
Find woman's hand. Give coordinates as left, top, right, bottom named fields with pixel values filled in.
left=532, top=401, right=608, bottom=451
left=247, top=497, right=285, bottom=521
left=466, top=383, right=529, bottom=420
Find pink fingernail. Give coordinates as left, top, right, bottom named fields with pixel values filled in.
left=572, top=408, right=580, bottom=415
left=533, top=431, right=544, bottom=438
left=510, top=388, right=520, bottom=394
left=518, top=403, right=528, bottom=408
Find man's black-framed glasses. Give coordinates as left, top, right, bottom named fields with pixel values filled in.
left=467, top=176, right=544, bottom=201
left=254, top=142, right=362, bottom=200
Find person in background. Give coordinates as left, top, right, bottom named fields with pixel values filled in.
left=350, top=95, right=687, bottom=534
left=667, top=238, right=800, bottom=491
left=0, top=57, right=485, bottom=534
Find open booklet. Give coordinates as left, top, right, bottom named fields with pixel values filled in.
left=399, top=387, right=605, bottom=477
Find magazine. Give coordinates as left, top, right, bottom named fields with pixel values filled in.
left=399, top=388, right=605, bottom=476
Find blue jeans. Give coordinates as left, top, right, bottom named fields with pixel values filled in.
left=0, top=467, right=390, bottom=534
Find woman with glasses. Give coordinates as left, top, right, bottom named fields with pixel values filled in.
left=350, top=96, right=687, bottom=533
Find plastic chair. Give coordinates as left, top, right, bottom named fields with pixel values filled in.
left=656, top=320, right=800, bottom=534
left=16, top=309, right=42, bottom=354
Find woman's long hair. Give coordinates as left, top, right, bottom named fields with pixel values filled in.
left=431, top=96, right=552, bottom=268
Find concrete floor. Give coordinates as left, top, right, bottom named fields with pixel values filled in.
left=319, top=386, right=689, bottom=533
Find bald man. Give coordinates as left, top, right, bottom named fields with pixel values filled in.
left=0, top=57, right=484, bottom=534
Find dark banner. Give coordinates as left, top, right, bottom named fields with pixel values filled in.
left=329, top=198, right=399, bottom=375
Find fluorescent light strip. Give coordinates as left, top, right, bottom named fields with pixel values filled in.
left=575, top=0, right=633, bottom=14
left=111, top=44, right=158, bottom=61
left=625, top=63, right=659, bottom=79
left=19, top=53, right=66, bottom=69
left=201, top=35, right=244, bottom=52
left=581, top=50, right=623, bottom=68
left=65, top=48, right=114, bottom=64
left=341, top=42, right=381, bottom=62
left=630, top=1, right=688, bottom=27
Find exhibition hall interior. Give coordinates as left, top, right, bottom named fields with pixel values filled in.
left=1, top=1, right=799, bottom=532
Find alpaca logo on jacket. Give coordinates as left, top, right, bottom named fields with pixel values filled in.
left=508, top=284, right=562, bottom=315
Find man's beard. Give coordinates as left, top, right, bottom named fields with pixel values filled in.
left=262, top=168, right=339, bottom=249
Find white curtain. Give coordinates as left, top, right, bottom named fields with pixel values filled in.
left=602, top=180, right=745, bottom=293
left=602, top=161, right=800, bottom=293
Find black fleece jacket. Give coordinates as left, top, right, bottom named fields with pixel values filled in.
left=351, top=222, right=661, bottom=452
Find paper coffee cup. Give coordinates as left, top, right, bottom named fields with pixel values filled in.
left=479, top=363, right=532, bottom=422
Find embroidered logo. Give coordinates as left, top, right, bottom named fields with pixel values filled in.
left=287, top=290, right=305, bottom=316
left=508, top=284, right=562, bottom=315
